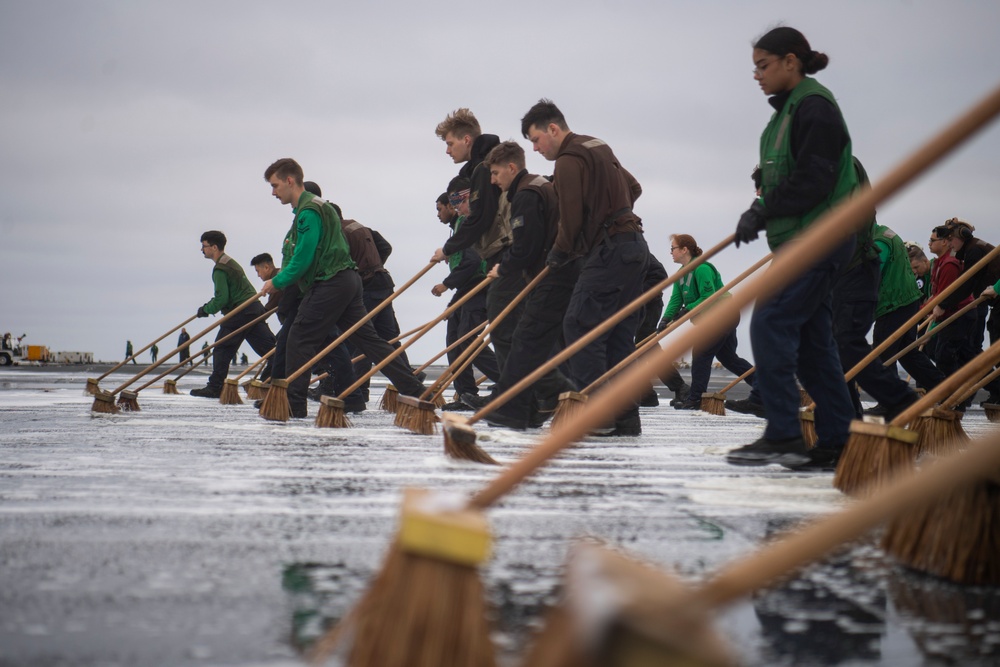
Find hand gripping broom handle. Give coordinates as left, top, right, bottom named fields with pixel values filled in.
left=423, top=267, right=550, bottom=401
left=468, top=81, right=1000, bottom=512
left=334, top=275, right=496, bottom=399
left=282, top=262, right=437, bottom=385
left=99, top=314, right=199, bottom=380
left=233, top=348, right=275, bottom=382
left=109, top=291, right=267, bottom=395
left=882, top=294, right=991, bottom=367
left=134, top=306, right=278, bottom=392
left=583, top=253, right=772, bottom=394
left=889, top=338, right=1000, bottom=426
left=466, top=236, right=736, bottom=426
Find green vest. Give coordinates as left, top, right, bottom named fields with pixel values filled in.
left=874, top=225, right=921, bottom=319
left=211, top=254, right=257, bottom=314
left=281, top=192, right=356, bottom=291
left=759, top=78, right=859, bottom=250
left=447, top=216, right=488, bottom=277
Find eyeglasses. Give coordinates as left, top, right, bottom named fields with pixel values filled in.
left=753, top=57, right=781, bottom=76
left=670, top=246, right=681, bottom=251
left=928, top=238, right=942, bottom=245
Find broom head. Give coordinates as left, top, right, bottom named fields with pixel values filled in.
left=246, top=379, right=268, bottom=400
left=799, top=408, right=817, bottom=448
left=163, top=379, right=179, bottom=395
left=117, top=389, right=140, bottom=412
left=834, top=420, right=918, bottom=498
left=259, top=379, right=290, bottom=422
left=380, top=384, right=399, bottom=413
left=913, top=407, right=969, bottom=457
left=700, top=392, right=726, bottom=416
left=85, top=378, right=100, bottom=395
left=551, top=391, right=587, bottom=430
left=394, top=395, right=439, bottom=435
left=983, top=403, right=999, bottom=423
left=308, top=487, right=496, bottom=667
left=316, top=395, right=352, bottom=428
left=219, top=378, right=243, bottom=405
left=91, top=389, right=120, bottom=414
left=441, top=412, right=497, bottom=465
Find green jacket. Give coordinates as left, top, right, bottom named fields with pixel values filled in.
left=447, top=216, right=487, bottom=277
left=203, top=253, right=257, bottom=315
left=874, top=225, right=921, bottom=319
left=273, top=191, right=356, bottom=292
left=759, top=78, right=859, bottom=250
left=662, top=261, right=725, bottom=321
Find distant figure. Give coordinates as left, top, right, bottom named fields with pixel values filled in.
left=178, top=327, right=191, bottom=366
left=150, top=343, right=159, bottom=362
left=2, top=333, right=12, bottom=351
left=125, top=340, right=136, bottom=364
left=241, top=352, right=248, bottom=365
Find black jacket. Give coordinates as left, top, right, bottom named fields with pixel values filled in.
left=443, top=134, right=502, bottom=257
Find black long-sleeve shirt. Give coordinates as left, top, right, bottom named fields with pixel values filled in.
left=443, top=134, right=501, bottom=257
left=497, top=170, right=549, bottom=279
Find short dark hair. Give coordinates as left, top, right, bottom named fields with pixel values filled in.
left=447, top=175, right=471, bottom=195
left=436, top=192, right=450, bottom=206
left=520, top=98, right=568, bottom=138
left=264, top=158, right=303, bottom=185
left=483, top=141, right=526, bottom=170
left=754, top=27, right=829, bottom=75
left=931, top=225, right=953, bottom=239
left=304, top=181, right=322, bottom=197
left=250, top=253, right=274, bottom=266
left=200, top=230, right=227, bottom=251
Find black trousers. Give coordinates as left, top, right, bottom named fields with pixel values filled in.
left=873, top=300, right=945, bottom=391
left=350, top=285, right=413, bottom=401
left=446, top=290, right=500, bottom=397
left=208, top=302, right=275, bottom=389
left=485, top=271, right=527, bottom=374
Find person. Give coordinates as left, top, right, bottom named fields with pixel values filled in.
left=660, top=234, right=754, bottom=410
left=432, top=187, right=501, bottom=410
left=190, top=230, right=276, bottom=398
left=241, top=352, right=248, bottom=365
left=125, top=340, right=135, bottom=364
left=178, top=327, right=191, bottom=366
left=725, top=27, right=858, bottom=470
left=927, top=224, right=978, bottom=409
left=460, top=140, right=577, bottom=429
left=520, top=99, right=649, bottom=436
left=429, top=109, right=521, bottom=372
left=261, top=158, right=424, bottom=418
left=150, top=343, right=159, bottom=363
left=906, top=243, right=933, bottom=302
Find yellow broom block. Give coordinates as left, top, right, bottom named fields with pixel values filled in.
left=440, top=413, right=498, bottom=466
left=117, top=389, right=140, bottom=412
left=219, top=378, right=243, bottom=405
left=833, top=421, right=919, bottom=497
left=316, top=395, right=352, bottom=428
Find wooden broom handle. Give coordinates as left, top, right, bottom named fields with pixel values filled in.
left=332, top=275, right=496, bottom=398
left=465, top=236, right=736, bottom=426
left=171, top=351, right=211, bottom=380
left=283, top=262, right=437, bottom=384
left=233, top=348, right=275, bottom=382
left=110, top=291, right=267, bottom=394
left=716, top=366, right=757, bottom=396
left=882, top=294, right=990, bottom=367
left=413, top=321, right=488, bottom=375
left=950, top=363, right=1000, bottom=407
left=693, top=431, right=1000, bottom=612
left=99, top=314, right=199, bottom=380
left=424, top=267, right=550, bottom=401
left=583, top=253, right=771, bottom=394
left=468, top=82, right=1000, bottom=511
left=134, top=306, right=278, bottom=392
left=429, top=335, right=491, bottom=403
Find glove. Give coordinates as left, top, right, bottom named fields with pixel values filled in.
left=656, top=318, right=670, bottom=333
left=735, top=200, right=768, bottom=248
left=196, top=306, right=209, bottom=318
left=545, top=249, right=572, bottom=270
left=673, top=306, right=689, bottom=323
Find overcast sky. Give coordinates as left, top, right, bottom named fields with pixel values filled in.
left=2, top=0, right=999, bottom=367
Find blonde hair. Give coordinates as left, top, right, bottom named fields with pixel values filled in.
left=435, top=108, right=481, bottom=140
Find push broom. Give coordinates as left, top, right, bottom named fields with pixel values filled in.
left=908, top=358, right=1000, bottom=456
left=375, top=318, right=438, bottom=412
left=257, top=262, right=437, bottom=422
left=549, top=253, right=771, bottom=426
left=120, top=306, right=278, bottom=411
left=306, top=82, right=1000, bottom=667
left=90, top=292, right=267, bottom=414
left=880, top=294, right=990, bottom=368
left=220, top=349, right=275, bottom=405
left=86, top=314, right=198, bottom=395
left=833, top=338, right=1000, bottom=497
left=521, top=432, right=1000, bottom=665
left=164, top=351, right=210, bottom=394
left=700, top=367, right=756, bottom=416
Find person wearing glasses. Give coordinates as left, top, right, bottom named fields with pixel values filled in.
left=659, top=234, right=754, bottom=411
left=725, top=27, right=858, bottom=471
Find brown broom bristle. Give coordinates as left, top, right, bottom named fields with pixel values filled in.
left=307, top=488, right=496, bottom=667
left=315, top=395, right=351, bottom=428
left=219, top=379, right=243, bottom=405
left=380, top=385, right=399, bottom=413
left=984, top=403, right=1000, bottom=423
left=259, top=379, right=290, bottom=422
left=395, top=395, right=439, bottom=435
left=700, top=392, right=726, bottom=416
left=117, top=390, right=140, bottom=412
left=550, top=391, right=587, bottom=430
left=163, top=379, right=179, bottom=395
left=833, top=421, right=918, bottom=497
left=241, top=379, right=252, bottom=392
left=441, top=413, right=498, bottom=465
left=91, top=390, right=120, bottom=414
left=432, top=394, right=446, bottom=409
left=799, top=408, right=817, bottom=448
left=882, top=478, right=1000, bottom=585
left=799, top=388, right=812, bottom=407
left=85, top=378, right=100, bottom=395
left=246, top=380, right=268, bottom=400
left=912, top=408, right=969, bottom=458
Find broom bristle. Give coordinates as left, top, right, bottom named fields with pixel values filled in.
left=985, top=403, right=1000, bottom=423
left=700, top=393, right=726, bottom=416
left=834, top=421, right=918, bottom=497
left=315, top=396, right=351, bottom=428
left=91, top=390, right=120, bottom=414
left=380, top=385, right=399, bottom=413
left=85, top=378, right=100, bottom=395
left=799, top=388, right=812, bottom=407
left=163, top=379, right=179, bottom=395
left=441, top=413, right=497, bottom=465
left=395, top=395, right=439, bottom=435
left=912, top=408, right=970, bottom=458
left=799, top=408, right=817, bottom=448
left=432, top=394, right=446, bottom=409
left=219, top=379, right=243, bottom=405
left=882, top=479, right=1000, bottom=585
left=551, top=391, right=587, bottom=430
left=246, top=380, right=268, bottom=400
left=259, top=380, right=290, bottom=422
left=117, top=390, right=140, bottom=412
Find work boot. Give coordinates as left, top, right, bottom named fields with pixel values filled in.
left=190, top=385, right=221, bottom=398
left=725, top=436, right=809, bottom=467
left=882, top=392, right=919, bottom=423
left=639, top=389, right=660, bottom=407
left=343, top=398, right=366, bottom=414
left=460, top=392, right=492, bottom=411
left=781, top=446, right=841, bottom=472
left=725, top=397, right=766, bottom=418
left=862, top=403, right=888, bottom=417
left=671, top=383, right=691, bottom=407
left=673, top=398, right=701, bottom=411
left=440, top=400, right=471, bottom=412
left=592, top=412, right=642, bottom=437
left=484, top=407, right=528, bottom=431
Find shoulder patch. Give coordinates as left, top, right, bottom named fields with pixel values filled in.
left=470, top=189, right=480, bottom=203
left=511, top=215, right=524, bottom=229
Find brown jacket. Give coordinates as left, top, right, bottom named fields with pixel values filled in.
left=341, top=219, right=387, bottom=284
